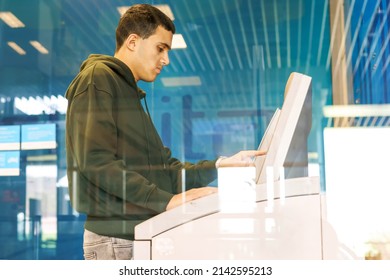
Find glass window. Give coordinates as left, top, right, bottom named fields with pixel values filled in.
left=1, top=0, right=387, bottom=260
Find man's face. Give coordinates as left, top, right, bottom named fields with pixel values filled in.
left=132, top=26, right=172, bottom=82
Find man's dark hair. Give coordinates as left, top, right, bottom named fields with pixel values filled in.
left=115, top=4, right=176, bottom=52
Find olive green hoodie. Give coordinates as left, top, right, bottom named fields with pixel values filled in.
left=65, top=54, right=217, bottom=240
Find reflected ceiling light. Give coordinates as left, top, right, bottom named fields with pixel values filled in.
left=56, top=95, right=68, bottom=114
left=30, top=41, right=49, bottom=54
left=7, top=42, right=26, bottom=55
left=172, top=34, right=187, bottom=49
left=15, top=97, right=41, bottom=115
left=14, top=95, right=68, bottom=115
left=323, top=104, right=390, bottom=118
left=116, top=6, right=128, bottom=16
left=0, top=11, right=25, bottom=28
left=117, top=4, right=174, bottom=20
left=161, top=76, right=202, bottom=87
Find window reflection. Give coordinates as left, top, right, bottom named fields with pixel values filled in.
left=2, top=0, right=389, bottom=260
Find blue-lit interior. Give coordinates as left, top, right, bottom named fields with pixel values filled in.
left=0, top=0, right=387, bottom=259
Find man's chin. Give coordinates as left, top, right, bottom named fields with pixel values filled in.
left=142, top=75, right=157, bottom=83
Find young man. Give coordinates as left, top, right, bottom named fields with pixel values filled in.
left=65, top=4, right=263, bottom=260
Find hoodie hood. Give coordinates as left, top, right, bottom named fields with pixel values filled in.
left=80, top=54, right=135, bottom=84
left=66, top=54, right=146, bottom=100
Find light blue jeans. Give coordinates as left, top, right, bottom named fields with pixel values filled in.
left=83, top=229, right=133, bottom=260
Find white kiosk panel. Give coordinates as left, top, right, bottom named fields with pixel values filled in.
left=134, top=177, right=322, bottom=260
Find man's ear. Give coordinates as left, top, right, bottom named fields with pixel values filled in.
left=125, top=34, right=139, bottom=51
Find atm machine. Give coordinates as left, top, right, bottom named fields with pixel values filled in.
left=133, top=176, right=324, bottom=260
left=133, top=73, right=348, bottom=260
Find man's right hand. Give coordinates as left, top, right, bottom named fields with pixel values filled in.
left=166, top=187, right=217, bottom=211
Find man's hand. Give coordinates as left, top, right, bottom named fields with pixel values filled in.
left=217, top=150, right=266, bottom=168
left=166, top=187, right=217, bottom=211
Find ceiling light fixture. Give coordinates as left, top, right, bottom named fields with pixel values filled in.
left=161, top=76, right=202, bottom=87
left=172, top=34, right=187, bottom=49
left=116, top=6, right=128, bottom=16
left=154, top=5, right=175, bottom=20
left=0, top=11, right=25, bottom=28
left=30, top=41, right=49, bottom=54
left=7, top=42, right=26, bottom=55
